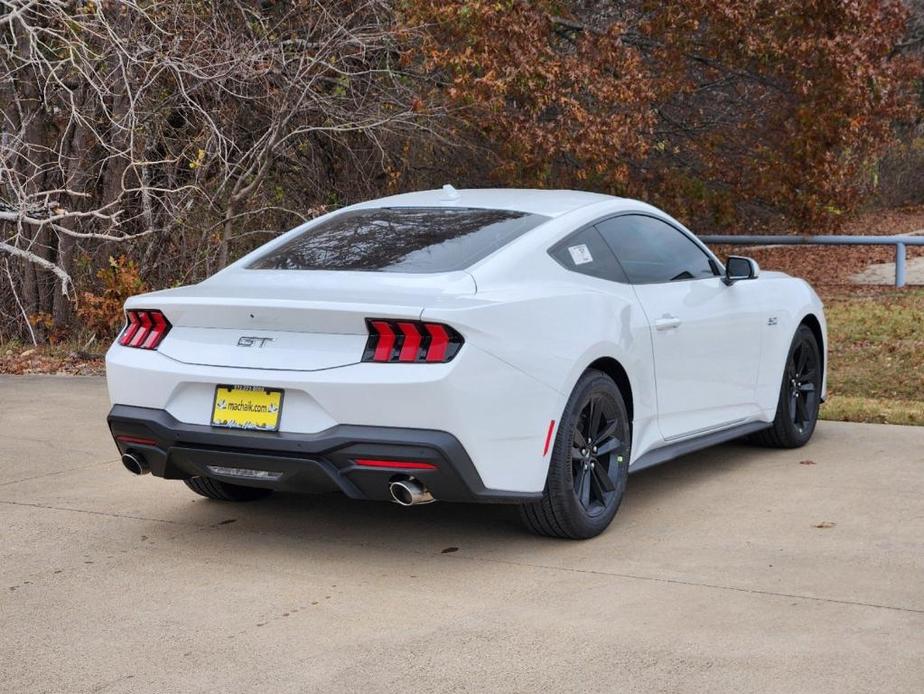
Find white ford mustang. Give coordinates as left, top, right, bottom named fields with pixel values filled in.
left=107, top=187, right=826, bottom=538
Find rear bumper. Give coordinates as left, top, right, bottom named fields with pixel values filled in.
left=108, top=405, right=541, bottom=504
left=106, top=342, right=565, bottom=494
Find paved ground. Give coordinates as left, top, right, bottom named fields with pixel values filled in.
left=849, top=229, right=924, bottom=286
left=851, top=256, right=924, bottom=285
left=1, top=376, right=922, bottom=694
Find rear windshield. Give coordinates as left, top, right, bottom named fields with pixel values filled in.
left=247, top=207, right=549, bottom=273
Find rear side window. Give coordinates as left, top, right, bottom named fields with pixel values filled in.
left=549, top=227, right=628, bottom=283
left=248, top=207, right=549, bottom=273
left=595, top=215, right=716, bottom=284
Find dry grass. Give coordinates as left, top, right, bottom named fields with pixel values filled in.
left=819, top=287, right=924, bottom=426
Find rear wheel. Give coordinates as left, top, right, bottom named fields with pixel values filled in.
left=520, top=370, right=630, bottom=539
left=751, top=324, right=822, bottom=448
left=184, top=477, right=274, bottom=502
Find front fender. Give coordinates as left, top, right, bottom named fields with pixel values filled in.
left=756, top=278, right=827, bottom=416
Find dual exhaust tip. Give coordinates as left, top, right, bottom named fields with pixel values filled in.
left=122, top=451, right=433, bottom=506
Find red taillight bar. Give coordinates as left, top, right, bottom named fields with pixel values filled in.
left=397, top=322, right=422, bottom=361
left=128, top=311, right=152, bottom=347
left=370, top=320, right=396, bottom=362
left=118, top=309, right=171, bottom=350
left=424, top=323, right=450, bottom=362
left=120, top=310, right=141, bottom=346
left=363, top=319, right=463, bottom=363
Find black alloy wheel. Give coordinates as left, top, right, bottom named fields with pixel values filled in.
left=787, top=332, right=821, bottom=435
left=571, top=393, right=625, bottom=517
left=520, top=370, right=631, bottom=539
left=751, top=324, right=822, bottom=449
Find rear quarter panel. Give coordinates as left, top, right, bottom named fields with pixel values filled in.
left=423, top=249, right=663, bottom=465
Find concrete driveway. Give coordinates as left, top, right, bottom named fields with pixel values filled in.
left=1, top=375, right=922, bottom=693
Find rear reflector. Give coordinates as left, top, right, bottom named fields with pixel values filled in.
left=354, top=458, right=438, bottom=471
left=118, top=309, right=171, bottom=350
left=363, top=319, right=463, bottom=363
left=115, top=435, right=158, bottom=446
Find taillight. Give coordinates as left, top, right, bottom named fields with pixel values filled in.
left=118, top=309, right=171, bottom=350
left=362, top=319, right=463, bottom=363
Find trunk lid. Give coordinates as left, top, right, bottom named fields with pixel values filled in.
left=126, top=270, right=476, bottom=371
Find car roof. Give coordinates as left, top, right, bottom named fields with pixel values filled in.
left=350, top=188, right=622, bottom=219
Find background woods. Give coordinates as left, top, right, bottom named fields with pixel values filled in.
left=1, top=0, right=922, bottom=345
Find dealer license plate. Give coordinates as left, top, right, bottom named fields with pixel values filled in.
left=211, top=385, right=283, bottom=431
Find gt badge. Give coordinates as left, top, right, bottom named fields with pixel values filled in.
left=237, top=336, right=274, bottom=348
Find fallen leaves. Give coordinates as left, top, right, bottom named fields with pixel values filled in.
left=0, top=346, right=104, bottom=376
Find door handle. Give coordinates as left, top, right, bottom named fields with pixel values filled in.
left=655, top=315, right=681, bottom=331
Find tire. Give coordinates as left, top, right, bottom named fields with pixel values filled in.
left=183, top=476, right=274, bottom=502
left=519, top=369, right=631, bottom=539
left=750, top=324, right=822, bottom=449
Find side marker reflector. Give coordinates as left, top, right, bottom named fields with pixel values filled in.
left=543, top=420, right=556, bottom=456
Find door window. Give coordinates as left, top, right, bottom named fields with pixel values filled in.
left=596, top=215, right=716, bottom=284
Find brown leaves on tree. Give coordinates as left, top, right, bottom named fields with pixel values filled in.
left=76, top=256, right=146, bottom=340
left=404, top=1, right=922, bottom=231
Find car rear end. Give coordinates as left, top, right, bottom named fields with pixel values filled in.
left=106, top=204, right=562, bottom=504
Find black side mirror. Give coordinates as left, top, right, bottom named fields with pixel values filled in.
left=723, top=256, right=759, bottom=285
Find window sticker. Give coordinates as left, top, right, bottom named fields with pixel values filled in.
left=568, top=243, right=594, bottom=265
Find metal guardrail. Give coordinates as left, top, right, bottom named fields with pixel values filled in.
left=699, top=235, right=924, bottom=288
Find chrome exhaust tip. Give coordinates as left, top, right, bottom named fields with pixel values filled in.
left=389, top=478, right=434, bottom=506
left=121, top=452, right=150, bottom=476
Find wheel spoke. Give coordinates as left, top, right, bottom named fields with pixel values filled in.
left=795, top=394, right=808, bottom=424
left=796, top=344, right=809, bottom=373
left=799, top=382, right=816, bottom=393
left=575, top=466, right=591, bottom=507
left=571, top=446, right=584, bottom=461
left=591, top=462, right=616, bottom=493
left=596, top=437, right=623, bottom=456
left=573, top=428, right=587, bottom=449
left=594, top=418, right=619, bottom=444
left=588, top=398, right=603, bottom=441
left=788, top=391, right=798, bottom=422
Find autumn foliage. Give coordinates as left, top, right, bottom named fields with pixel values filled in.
left=0, top=0, right=921, bottom=344
left=76, top=256, right=146, bottom=340
left=403, top=0, right=921, bottom=229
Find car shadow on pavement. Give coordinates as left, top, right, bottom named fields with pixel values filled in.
left=160, top=437, right=799, bottom=546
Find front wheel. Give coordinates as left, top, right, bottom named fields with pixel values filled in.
left=751, top=324, right=822, bottom=448
left=520, top=370, right=631, bottom=539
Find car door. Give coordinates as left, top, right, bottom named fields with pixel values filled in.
left=595, top=214, right=764, bottom=441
